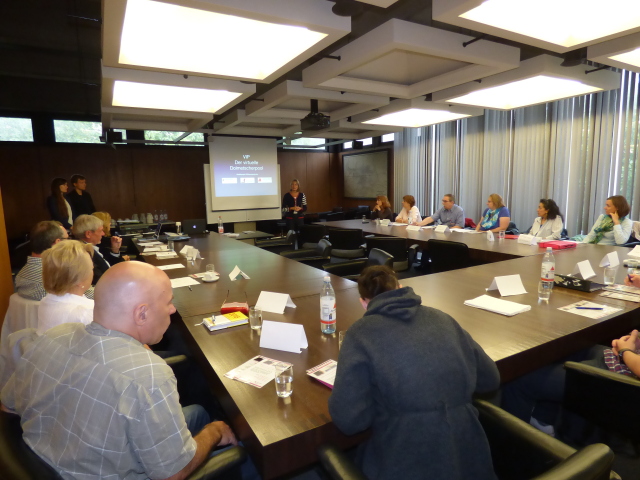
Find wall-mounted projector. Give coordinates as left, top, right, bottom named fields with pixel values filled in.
left=301, top=99, right=330, bottom=131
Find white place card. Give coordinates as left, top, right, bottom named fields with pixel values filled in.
left=187, top=249, right=202, bottom=261
left=420, top=225, right=436, bottom=230
left=487, top=274, right=527, bottom=297
left=572, top=260, right=596, bottom=280
left=487, top=231, right=494, bottom=242
left=260, top=320, right=308, bottom=354
left=518, top=234, right=538, bottom=245
left=170, top=277, right=200, bottom=289
left=144, top=246, right=165, bottom=252
left=229, top=265, right=250, bottom=281
left=156, top=263, right=185, bottom=270
left=599, top=251, right=620, bottom=268
left=628, top=245, right=640, bottom=258
left=406, top=225, right=421, bottom=231
left=434, top=225, right=450, bottom=233
left=180, top=245, right=194, bottom=255
left=256, top=291, right=297, bottom=314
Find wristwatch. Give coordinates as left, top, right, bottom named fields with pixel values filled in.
left=618, top=348, right=635, bottom=365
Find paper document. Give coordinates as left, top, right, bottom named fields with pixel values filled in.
left=144, top=246, right=166, bottom=252
left=599, top=252, right=620, bottom=268
left=559, top=300, right=622, bottom=319
left=307, top=359, right=338, bottom=389
left=256, top=291, right=296, bottom=314
left=260, top=320, right=308, bottom=353
left=600, top=291, right=640, bottom=303
left=138, top=241, right=162, bottom=246
left=224, top=356, right=293, bottom=388
left=464, top=295, right=531, bottom=316
left=487, top=274, right=527, bottom=297
left=452, top=229, right=482, bottom=234
left=628, top=245, right=640, bottom=258
left=156, top=263, right=185, bottom=271
left=156, top=251, right=178, bottom=259
left=572, top=260, right=596, bottom=279
left=170, top=277, right=200, bottom=289
left=406, top=225, right=420, bottom=231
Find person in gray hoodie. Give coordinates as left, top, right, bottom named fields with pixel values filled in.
left=329, top=265, right=500, bottom=480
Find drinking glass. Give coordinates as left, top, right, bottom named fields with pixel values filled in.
left=498, top=231, right=505, bottom=241
left=538, top=281, right=552, bottom=301
left=603, top=266, right=617, bottom=285
left=204, top=264, right=216, bottom=281
left=275, top=364, right=293, bottom=398
left=249, top=306, right=262, bottom=330
left=339, top=331, right=346, bottom=350
left=167, top=239, right=175, bottom=251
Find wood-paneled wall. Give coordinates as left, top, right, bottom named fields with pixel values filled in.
left=0, top=143, right=394, bottom=240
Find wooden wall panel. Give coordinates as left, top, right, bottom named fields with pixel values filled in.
left=0, top=186, right=13, bottom=320
left=278, top=151, right=335, bottom=214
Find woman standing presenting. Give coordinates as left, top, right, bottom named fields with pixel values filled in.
left=330, top=266, right=499, bottom=480
left=371, top=195, right=393, bottom=221
left=282, top=178, right=307, bottom=233
left=46, top=178, right=73, bottom=230
left=530, top=199, right=564, bottom=240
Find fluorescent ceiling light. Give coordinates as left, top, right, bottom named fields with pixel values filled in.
left=588, top=32, right=640, bottom=72
left=459, top=0, right=640, bottom=49
left=446, top=76, right=601, bottom=110
left=609, top=48, right=640, bottom=67
left=363, top=108, right=472, bottom=127
left=433, top=55, right=621, bottom=110
left=119, top=0, right=327, bottom=81
left=112, top=80, right=241, bottom=113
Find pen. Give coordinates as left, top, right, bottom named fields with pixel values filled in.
left=188, top=285, right=193, bottom=291
left=575, top=306, right=603, bottom=310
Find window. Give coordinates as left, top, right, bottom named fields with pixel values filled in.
left=54, top=120, right=102, bottom=143
left=113, top=129, right=127, bottom=141
left=381, top=133, right=395, bottom=143
left=144, top=130, right=204, bottom=145
left=0, top=117, right=33, bottom=142
left=282, top=137, right=326, bottom=150
left=361, top=137, right=373, bottom=146
left=343, top=141, right=353, bottom=150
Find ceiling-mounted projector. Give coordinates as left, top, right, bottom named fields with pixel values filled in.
left=301, top=99, right=330, bottom=130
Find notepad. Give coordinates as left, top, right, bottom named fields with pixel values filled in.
left=464, top=295, right=531, bottom=316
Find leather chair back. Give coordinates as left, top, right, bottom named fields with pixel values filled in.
left=365, top=237, right=409, bottom=271
left=427, top=239, right=471, bottom=273
left=299, top=224, right=327, bottom=248
left=328, top=229, right=365, bottom=261
left=367, top=248, right=393, bottom=269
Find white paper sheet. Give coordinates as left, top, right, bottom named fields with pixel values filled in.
left=464, top=295, right=531, bottom=316
left=572, top=260, right=596, bottom=280
left=224, top=356, right=293, bottom=388
left=558, top=300, right=622, bottom=319
left=599, top=251, right=620, bottom=268
left=260, top=320, right=308, bottom=354
left=156, top=263, right=185, bottom=270
left=628, top=245, right=640, bottom=258
left=170, top=277, right=200, bottom=288
left=144, top=246, right=166, bottom=252
left=138, top=241, right=162, bottom=246
left=229, top=265, right=250, bottom=281
left=406, top=225, right=421, bottom=231
left=487, top=274, right=528, bottom=297
left=255, top=291, right=296, bottom=314
left=156, top=251, right=178, bottom=259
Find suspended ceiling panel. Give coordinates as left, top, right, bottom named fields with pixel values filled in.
left=102, top=0, right=350, bottom=83
left=303, top=119, right=403, bottom=140
left=213, top=109, right=300, bottom=137
left=302, top=19, right=520, bottom=98
left=433, top=0, right=640, bottom=54
left=588, top=32, right=640, bottom=73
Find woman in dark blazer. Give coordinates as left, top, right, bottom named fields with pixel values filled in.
left=46, top=178, right=72, bottom=229
left=282, top=178, right=307, bottom=232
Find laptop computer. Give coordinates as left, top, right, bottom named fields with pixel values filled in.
left=153, top=222, right=191, bottom=241
left=182, top=219, right=207, bottom=235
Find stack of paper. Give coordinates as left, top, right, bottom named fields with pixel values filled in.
left=464, top=295, right=531, bottom=316
left=306, top=359, right=338, bottom=389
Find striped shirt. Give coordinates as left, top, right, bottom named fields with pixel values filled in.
left=14, top=256, right=94, bottom=301
left=1, top=322, right=196, bottom=480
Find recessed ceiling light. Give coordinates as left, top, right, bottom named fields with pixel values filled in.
left=352, top=99, right=483, bottom=127
left=117, top=0, right=330, bottom=81
left=112, top=80, right=242, bottom=113
left=433, top=55, right=620, bottom=110
left=433, top=0, right=640, bottom=52
left=588, top=32, right=640, bottom=72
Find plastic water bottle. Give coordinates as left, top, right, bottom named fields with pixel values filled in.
left=218, top=216, right=224, bottom=234
left=541, top=247, right=556, bottom=290
left=320, top=276, right=336, bottom=334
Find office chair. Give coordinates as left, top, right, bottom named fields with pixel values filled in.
left=322, top=248, right=393, bottom=280
left=298, top=224, right=327, bottom=249
left=256, top=230, right=297, bottom=251
left=327, top=229, right=365, bottom=263
left=317, top=399, right=614, bottom=480
left=426, top=239, right=471, bottom=273
left=506, top=221, right=519, bottom=235
left=280, top=239, right=332, bottom=269
left=365, top=236, right=418, bottom=271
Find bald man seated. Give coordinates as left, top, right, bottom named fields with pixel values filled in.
left=1, top=262, right=240, bottom=480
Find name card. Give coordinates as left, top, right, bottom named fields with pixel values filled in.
left=406, top=225, right=421, bottom=231
left=599, top=251, right=620, bottom=268
left=229, top=265, right=250, bottom=281
left=487, top=274, right=527, bottom=297
left=434, top=225, right=450, bottom=233
left=628, top=245, right=640, bottom=258
left=256, top=291, right=296, bottom=314
left=260, top=320, right=308, bottom=354
left=180, top=245, right=194, bottom=255
left=487, top=231, right=494, bottom=242
left=572, top=260, right=596, bottom=280
left=518, top=234, right=538, bottom=245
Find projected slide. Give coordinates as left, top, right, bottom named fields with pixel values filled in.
left=209, top=136, right=280, bottom=211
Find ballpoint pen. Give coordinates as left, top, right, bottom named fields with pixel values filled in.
left=188, top=285, right=193, bottom=291
left=575, top=306, right=603, bottom=310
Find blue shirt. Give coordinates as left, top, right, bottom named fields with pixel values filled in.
left=479, top=206, right=510, bottom=231
left=430, top=204, right=464, bottom=228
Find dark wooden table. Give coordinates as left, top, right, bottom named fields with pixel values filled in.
left=138, top=234, right=640, bottom=479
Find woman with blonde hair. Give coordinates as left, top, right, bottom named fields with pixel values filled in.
left=37, top=240, right=94, bottom=334
left=93, top=212, right=130, bottom=262
left=476, top=193, right=511, bottom=232
left=371, top=195, right=393, bottom=221
left=282, top=178, right=307, bottom=233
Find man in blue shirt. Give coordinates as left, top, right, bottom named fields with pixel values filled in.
left=418, top=194, right=465, bottom=228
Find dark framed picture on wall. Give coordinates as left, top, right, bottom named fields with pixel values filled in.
left=343, top=150, right=388, bottom=199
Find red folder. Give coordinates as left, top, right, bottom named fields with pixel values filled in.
left=538, top=240, right=578, bottom=250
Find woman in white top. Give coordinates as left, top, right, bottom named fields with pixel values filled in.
left=582, top=195, right=633, bottom=246
left=395, top=195, right=421, bottom=224
left=530, top=199, right=564, bottom=240
left=37, top=240, right=94, bottom=334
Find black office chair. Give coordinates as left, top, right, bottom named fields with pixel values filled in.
left=365, top=236, right=418, bottom=271
left=298, top=224, right=327, bottom=249
left=317, top=400, right=614, bottom=480
left=327, top=229, right=365, bottom=263
left=255, top=229, right=297, bottom=251
left=280, top=239, right=332, bottom=269
left=506, top=221, right=519, bottom=235
left=322, top=248, right=393, bottom=280
left=0, top=410, right=247, bottom=480
left=426, top=239, right=471, bottom=273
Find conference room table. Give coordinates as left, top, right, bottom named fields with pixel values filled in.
left=138, top=233, right=640, bottom=479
